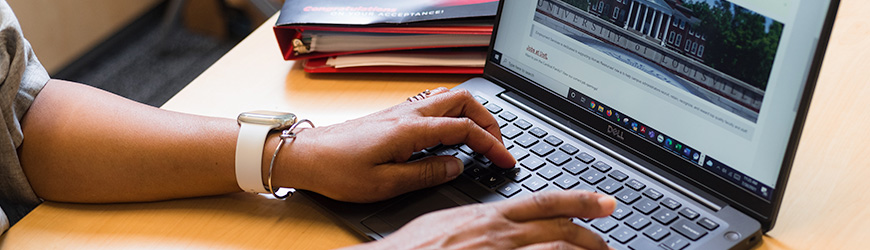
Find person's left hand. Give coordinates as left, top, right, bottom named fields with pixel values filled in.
left=273, top=87, right=516, bottom=202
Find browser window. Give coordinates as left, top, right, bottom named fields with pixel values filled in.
left=491, top=0, right=830, bottom=201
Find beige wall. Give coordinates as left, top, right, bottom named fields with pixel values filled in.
left=7, top=0, right=161, bottom=74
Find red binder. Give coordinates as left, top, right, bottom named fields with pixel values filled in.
left=273, top=25, right=492, bottom=61
left=302, top=57, right=484, bottom=74
left=273, top=0, right=498, bottom=73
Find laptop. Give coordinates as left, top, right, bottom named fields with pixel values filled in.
left=303, top=0, right=840, bottom=249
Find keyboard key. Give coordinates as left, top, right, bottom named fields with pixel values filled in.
left=643, top=188, right=664, bottom=201
left=437, top=147, right=459, bottom=156
left=609, top=226, right=637, bottom=244
left=485, top=103, right=502, bottom=113
left=579, top=170, right=605, bottom=185
left=503, top=139, right=514, bottom=150
left=515, top=134, right=539, bottom=148
left=449, top=174, right=494, bottom=203
left=698, top=217, right=719, bottom=230
left=474, top=154, right=491, bottom=164
left=554, top=175, right=580, bottom=189
left=478, top=174, right=506, bottom=188
left=591, top=217, right=619, bottom=233
left=679, top=208, right=699, bottom=220
left=652, top=209, right=679, bottom=225
left=672, top=219, right=708, bottom=241
left=544, top=135, right=563, bottom=146
left=611, top=203, right=633, bottom=220
left=537, top=166, right=562, bottom=180
left=625, top=214, right=652, bottom=230
left=634, top=198, right=660, bottom=215
left=560, top=144, right=579, bottom=155
left=546, top=151, right=572, bottom=166
left=576, top=152, right=596, bottom=163
left=473, top=95, right=488, bottom=105
left=661, top=198, right=682, bottom=210
left=497, top=119, right=508, bottom=128
left=508, top=147, right=530, bottom=162
left=661, top=235, right=690, bottom=250
left=458, top=144, right=474, bottom=155
left=502, top=167, right=531, bottom=182
left=499, top=111, right=517, bottom=121
left=529, top=127, right=548, bottom=138
left=520, top=156, right=545, bottom=171
left=597, top=179, right=623, bottom=194
left=514, top=119, right=532, bottom=130
left=628, top=237, right=659, bottom=250
left=425, top=144, right=444, bottom=152
left=571, top=182, right=596, bottom=192
left=530, top=143, right=555, bottom=157
left=562, top=160, right=587, bottom=175
left=496, top=182, right=522, bottom=197
left=540, top=185, right=561, bottom=193
left=615, top=189, right=642, bottom=204
left=626, top=179, right=646, bottom=191
left=592, top=161, right=613, bottom=172
left=464, top=164, right=491, bottom=180
left=522, top=176, right=548, bottom=192
left=643, top=224, right=670, bottom=241
left=502, top=126, right=523, bottom=139
left=572, top=217, right=591, bottom=224
left=408, top=151, right=427, bottom=161
left=608, top=170, right=628, bottom=182
left=455, top=153, right=474, bottom=166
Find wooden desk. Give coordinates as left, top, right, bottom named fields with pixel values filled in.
left=2, top=1, right=869, bottom=249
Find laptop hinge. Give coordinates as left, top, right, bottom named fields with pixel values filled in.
left=499, top=93, right=723, bottom=212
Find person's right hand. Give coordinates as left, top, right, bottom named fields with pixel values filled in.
left=272, top=88, right=515, bottom=203
left=351, top=190, right=616, bottom=250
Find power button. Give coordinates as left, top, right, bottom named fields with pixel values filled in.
left=725, top=231, right=741, bottom=241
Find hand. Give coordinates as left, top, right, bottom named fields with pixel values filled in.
left=354, top=190, right=616, bottom=250
left=275, top=88, right=516, bottom=202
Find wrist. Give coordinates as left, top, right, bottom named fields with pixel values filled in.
left=235, top=111, right=296, bottom=193
left=260, top=120, right=316, bottom=197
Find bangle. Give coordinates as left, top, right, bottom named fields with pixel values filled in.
left=267, top=119, right=315, bottom=199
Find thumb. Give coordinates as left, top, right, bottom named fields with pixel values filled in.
left=382, top=155, right=464, bottom=194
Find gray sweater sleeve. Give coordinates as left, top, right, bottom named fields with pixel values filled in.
left=0, top=0, right=51, bottom=231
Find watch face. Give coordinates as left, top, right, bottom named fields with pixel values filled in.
left=238, top=111, right=297, bottom=129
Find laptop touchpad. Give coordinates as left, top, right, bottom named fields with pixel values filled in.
left=361, top=190, right=461, bottom=238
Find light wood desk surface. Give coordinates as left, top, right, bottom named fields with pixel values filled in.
left=2, top=1, right=869, bottom=249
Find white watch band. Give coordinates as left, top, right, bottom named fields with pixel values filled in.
left=235, top=123, right=271, bottom=193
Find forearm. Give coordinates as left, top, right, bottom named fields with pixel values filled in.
left=18, top=80, right=245, bottom=203
left=17, top=82, right=514, bottom=205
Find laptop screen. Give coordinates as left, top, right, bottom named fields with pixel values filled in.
left=488, top=0, right=832, bottom=203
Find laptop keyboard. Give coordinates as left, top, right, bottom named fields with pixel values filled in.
left=421, top=96, right=722, bottom=250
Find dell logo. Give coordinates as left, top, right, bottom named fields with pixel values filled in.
left=607, top=125, right=625, bottom=140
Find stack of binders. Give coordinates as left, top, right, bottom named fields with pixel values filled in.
left=273, top=0, right=499, bottom=74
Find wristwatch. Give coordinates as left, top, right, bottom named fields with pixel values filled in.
left=236, top=111, right=297, bottom=193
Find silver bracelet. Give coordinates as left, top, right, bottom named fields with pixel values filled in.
left=267, top=119, right=315, bottom=199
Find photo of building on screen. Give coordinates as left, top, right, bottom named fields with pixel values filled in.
left=535, top=0, right=784, bottom=122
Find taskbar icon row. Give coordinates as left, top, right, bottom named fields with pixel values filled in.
left=567, top=88, right=701, bottom=164
left=566, top=88, right=773, bottom=200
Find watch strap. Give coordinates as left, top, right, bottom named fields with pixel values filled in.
left=235, top=123, right=271, bottom=193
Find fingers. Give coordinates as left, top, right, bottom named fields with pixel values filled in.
left=517, top=242, right=613, bottom=250
left=412, top=89, right=504, bottom=146
left=375, top=156, right=464, bottom=197
left=517, top=241, right=585, bottom=250
left=515, top=241, right=584, bottom=250
left=411, top=116, right=515, bottom=167
left=509, top=218, right=609, bottom=250
left=497, top=190, right=616, bottom=222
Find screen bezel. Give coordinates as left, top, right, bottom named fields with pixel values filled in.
left=482, top=0, right=840, bottom=232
